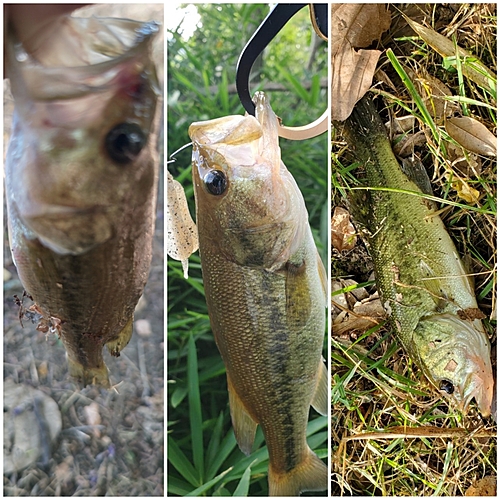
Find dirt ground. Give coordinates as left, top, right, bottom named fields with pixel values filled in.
left=3, top=4, right=164, bottom=496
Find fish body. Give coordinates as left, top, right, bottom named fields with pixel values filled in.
left=5, top=15, right=161, bottom=387
left=189, top=92, right=328, bottom=496
left=336, top=96, right=493, bottom=415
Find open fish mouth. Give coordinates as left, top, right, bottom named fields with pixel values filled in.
left=7, top=17, right=161, bottom=102
left=458, top=357, right=494, bottom=417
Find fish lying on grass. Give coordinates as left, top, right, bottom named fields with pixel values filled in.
left=334, top=95, right=493, bottom=416
left=189, top=92, right=328, bottom=496
left=5, top=15, right=161, bottom=387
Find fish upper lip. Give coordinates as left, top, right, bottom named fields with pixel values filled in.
left=458, top=371, right=494, bottom=417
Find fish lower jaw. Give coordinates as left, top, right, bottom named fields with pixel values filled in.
left=23, top=210, right=114, bottom=255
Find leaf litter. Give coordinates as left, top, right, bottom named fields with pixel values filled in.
left=331, top=3, right=496, bottom=496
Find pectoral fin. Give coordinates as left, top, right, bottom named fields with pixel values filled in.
left=227, top=374, right=257, bottom=455
left=106, top=316, right=134, bottom=357
left=311, top=360, right=328, bottom=416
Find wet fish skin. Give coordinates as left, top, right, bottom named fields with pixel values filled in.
left=335, top=95, right=493, bottom=416
left=5, top=16, right=161, bottom=387
left=189, top=92, right=328, bottom=496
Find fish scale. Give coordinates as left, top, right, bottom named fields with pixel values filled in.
left=5, top=15, right=161, bottom=387
left=190, top=92, right=327, bottom=495
left=335, top=95, right=493, bottom=416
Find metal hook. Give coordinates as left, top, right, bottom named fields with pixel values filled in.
left=236, top=4, right=328, bottom=140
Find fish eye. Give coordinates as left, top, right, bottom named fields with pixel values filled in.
left=105, top=123, right=146, bottom=164
left=204, top=169, right=227, bottom=196
left=439, top=379, right=455, bottom=394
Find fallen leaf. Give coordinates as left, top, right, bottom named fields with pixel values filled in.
left=332, top=45, right=381, bottom=121
left=465, top=476, right=496, bottom=496
left=446, top=142, right=482, bottom=178
left=445, top=116, right=497, bottom=156
left=452, top=179, right=480, bottom=204
left=405, top=16, right=496, bottom=94
left=331, top=206, right=357, bottom=251
left=406, top=67, right=458, bottom=123
left=331, top=4, right=391, bottom=121
left=331, top=4, right=391, bottom=54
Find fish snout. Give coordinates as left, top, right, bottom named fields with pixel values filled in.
left=457, top=354, right=494, bottom=417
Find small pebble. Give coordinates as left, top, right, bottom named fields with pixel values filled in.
left=135, top=319, right=152, bottom=337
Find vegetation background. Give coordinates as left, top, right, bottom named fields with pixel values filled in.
left=331, top=4, right=496, bottom=495
left=167, top=3, right=328, bottom=496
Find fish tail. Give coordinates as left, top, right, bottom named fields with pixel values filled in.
left=268, top=447, right=327, bottom=496
left=67, top=356, right=110, bottom=388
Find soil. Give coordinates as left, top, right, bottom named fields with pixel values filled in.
left=3, top=4, right=164, bottom=496
left=4, top=204, right=164, bottom=496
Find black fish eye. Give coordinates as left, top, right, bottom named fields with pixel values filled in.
left=105, top=123, right=146, bottom=164
left=439, top=379, right=455, bottom=394
left=204, top=169, right=227, bottom=196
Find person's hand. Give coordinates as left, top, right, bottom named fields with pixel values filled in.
left=5, top=4, right=89, bottom=57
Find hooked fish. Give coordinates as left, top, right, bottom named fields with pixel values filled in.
left=5, top=14, right=161, bottom=387
left=189, top=92, right=328, bottom=496
left=334, top=95, right=493, bottom=416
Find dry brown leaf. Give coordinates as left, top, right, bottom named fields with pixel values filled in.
left=446, top=142, right=482, bottom=178
left=167, top=170, right=199, bottom=278
left=331, top=4, right=391, bottom=121
left=407, top=67, right=458, bottom=123
left=331, top=206, right=357, bottom=251
left=445, top=116, right=497, bottom=156
left=332, top=45, right=381, bottom=121
left=465, top=476, right=497, bottom=496
left=405, top=16, right=496, bottom=94
left=331, top=4, right=391, bottom=54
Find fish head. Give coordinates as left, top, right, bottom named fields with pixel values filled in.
left=414, top=314, right=494, bottom=416
left=6, top=17, right=161, bottom=255
left=189, top=94, right=307, bottom=270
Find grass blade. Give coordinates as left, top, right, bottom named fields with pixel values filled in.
left=188, top=335, right=204, bottom=479
left=233, top=460, right=256, bottom=496
left=185, top=467, right=233, bottom=497
left=167, top=436, right=200, bottom=487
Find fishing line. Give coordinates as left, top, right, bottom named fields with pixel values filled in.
left=167, top=141, right=192, bottom=164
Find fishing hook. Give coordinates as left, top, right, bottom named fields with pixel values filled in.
left=236, top=4, right=328, bottom=140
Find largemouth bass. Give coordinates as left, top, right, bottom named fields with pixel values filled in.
left=334, top=95, right=493, bottom=416
left=5, top=15, right=161, bottom=387
left=189, top=92, right=328, bottom=496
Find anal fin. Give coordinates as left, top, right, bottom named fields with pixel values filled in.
left=227, top=374, right=257, bottom=455
left=311, top=359, right=328, bottom=416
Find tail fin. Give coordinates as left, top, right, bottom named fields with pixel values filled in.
left=268, top=448, right=327, bottom=496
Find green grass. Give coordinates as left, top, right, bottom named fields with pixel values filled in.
left=167, top=4, right=328, bottom=495
left=331, top=4, right=496, bottom=495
